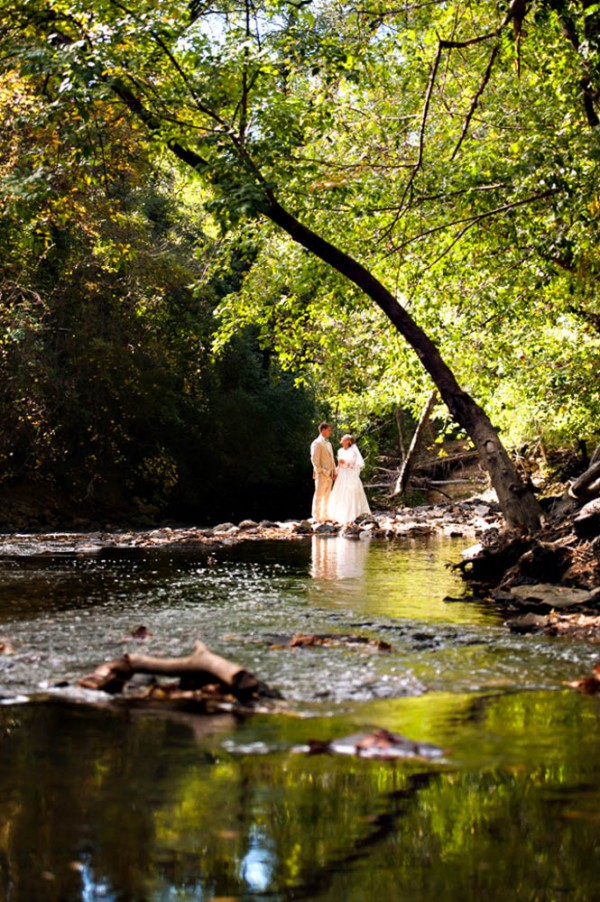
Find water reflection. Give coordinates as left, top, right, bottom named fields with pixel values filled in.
left=240, top=826, right=275, bottom=892
left=310, top=536, right=370, bottom=581
left=3, top=692, right=600, bottom=900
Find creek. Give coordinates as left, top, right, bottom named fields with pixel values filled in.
left=1, top=534, right=599, bottom=900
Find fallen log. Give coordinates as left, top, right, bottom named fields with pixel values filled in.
left=413, top=450, right=480, bottom=477
left=79, top=640, right=268, bottom=702
left=573, top=498, right=600, bottom=538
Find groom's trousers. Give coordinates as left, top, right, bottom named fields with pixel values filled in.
left=312, top=474, right=333, bottom=521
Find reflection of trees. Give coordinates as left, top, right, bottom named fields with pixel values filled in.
left=2, top=692, right=600, bottom=900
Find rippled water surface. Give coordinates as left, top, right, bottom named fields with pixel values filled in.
left=1, top=535, right=600, bottom=900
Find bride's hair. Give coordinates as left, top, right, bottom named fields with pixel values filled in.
left=341, top=434, right=355, bottom=444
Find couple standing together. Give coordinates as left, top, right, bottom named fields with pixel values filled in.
left=310, top=422, right=371, bottom=524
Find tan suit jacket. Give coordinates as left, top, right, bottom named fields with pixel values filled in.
left=310, top=435, right=335, bottom=480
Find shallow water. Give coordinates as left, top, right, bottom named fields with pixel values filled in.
left=1, top=535, right=600, bottom=900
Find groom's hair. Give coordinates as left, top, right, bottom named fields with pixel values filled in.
left=319, top=421, right=331, bottom=432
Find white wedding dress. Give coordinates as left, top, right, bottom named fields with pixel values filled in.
left=327, top=445, right=371, bottom=523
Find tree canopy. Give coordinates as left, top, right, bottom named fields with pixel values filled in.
left=1, top=0, right=599, bottom=524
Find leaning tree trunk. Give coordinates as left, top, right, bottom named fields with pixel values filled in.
left=266, top=200, right=542, bottom=533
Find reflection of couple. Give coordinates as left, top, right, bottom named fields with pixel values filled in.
left=310, top=421, right=371, bottom=523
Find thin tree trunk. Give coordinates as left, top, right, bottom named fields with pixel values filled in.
left=394, top=390, right=437, bottom=496
left=394, top=406, right=407, bottom=462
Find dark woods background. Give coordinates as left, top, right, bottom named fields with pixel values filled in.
left=0, top=87, right=318, bottom=527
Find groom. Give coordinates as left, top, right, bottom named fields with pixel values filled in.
left=310, top=421, right=336, bottom=521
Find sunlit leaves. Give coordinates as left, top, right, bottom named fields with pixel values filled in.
left=3, top=0, right=600, bottom=451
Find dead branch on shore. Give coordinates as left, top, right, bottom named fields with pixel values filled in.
left=79, top=639, right=279, bottom=705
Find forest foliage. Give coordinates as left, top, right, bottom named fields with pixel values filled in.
left=0, top=71, right=317, bottom=520
left=1, top=0, right=600, bottom=519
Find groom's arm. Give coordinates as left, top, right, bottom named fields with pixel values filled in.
left=311, top=441, right=329, bottom=476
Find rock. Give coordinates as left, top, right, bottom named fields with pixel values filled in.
left=461, top=543, right=483, bottom=560
left=0, top=638, right=16, bottom=655
left=355, top=513, right=377, bottom=525
left=294, top=520, right=313, bottom=535
left=213, top=522, right=236, bottom=533
left=545, top=493, right=579, bottom=519
left=312, top=729, right=445, bottom=761
left=506, top=613, right=550, bottom=634
left=315, top=522, right=339, bottom=534
left=472, top=504, right=490, bottom=517
left=259, top=520, right=279, bottom=529
left=238, top=519, right=259, bottom=530
left=508, top=582, right=600, bottom=611
left=340, top=524, right=361, bottom=538
left=132, top=515, right=154, bottom=528
left=574, top=499, right=600, bottom=538
left=132, top=497, right=161, bottom=517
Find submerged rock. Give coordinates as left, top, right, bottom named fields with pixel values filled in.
left=304, top=728, right=445, bottom=761
left=315, top=522, right=339, bottom=535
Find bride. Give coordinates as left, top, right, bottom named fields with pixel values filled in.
left=328, top=434, right=371, bottom=524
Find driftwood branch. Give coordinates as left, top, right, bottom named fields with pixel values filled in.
left=79, top=640, right=263, bottom=700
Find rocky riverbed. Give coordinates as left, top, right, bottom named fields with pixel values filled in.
left=0, top=497, right=501, bottom=557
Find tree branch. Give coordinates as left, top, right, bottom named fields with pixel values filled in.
left=451, top=43, right=499, bottom=160
left=383, top=191, right=554, bottom=258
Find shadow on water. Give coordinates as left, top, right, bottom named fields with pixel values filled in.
left=1, top=536, right=600, bottom=899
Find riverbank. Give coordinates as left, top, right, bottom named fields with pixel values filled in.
left=458, top=491, right=600, bottom=638
left=0, top=497, right=501, bottom=556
